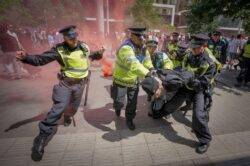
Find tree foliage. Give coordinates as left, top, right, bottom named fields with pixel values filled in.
left=0, top=0, right=85, bottom=27
left=187, top=0, right=250, bottom=34
left=128, top=0, right=163, bottom=29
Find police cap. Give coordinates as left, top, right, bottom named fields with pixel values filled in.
left=191, top=33, right=210, bottom=41
left=59, top=25, right=78, bottom=39
left=189, top=39, right=205, bottom=48
left=172, top=32, right=179, bottom=36
left=213, top=31, right=221, bottom=36
left=128, top=27, right=146, bottom=36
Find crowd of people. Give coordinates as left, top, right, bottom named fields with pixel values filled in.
left=144, top=30, right=249, bottom=87
left=0, top=22, right=249, bottom=87
left=0, top=23, right=65, bottom=80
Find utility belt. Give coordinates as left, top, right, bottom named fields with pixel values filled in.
left=57, top=73, right=86, bottom=85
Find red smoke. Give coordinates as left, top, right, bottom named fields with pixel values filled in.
left=101, top=57, right=113, bottom=77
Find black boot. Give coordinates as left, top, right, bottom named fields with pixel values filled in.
left=115, top=109, right=121, bottom=117
left=31, top=134, right=48, bottom=161
left=126, top=119, right=135, bottom=130
left=64, top=116, right=72, bottom=127
left=196, top=143, right=210, bottom=154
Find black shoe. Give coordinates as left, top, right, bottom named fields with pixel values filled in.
left=115, top=109, right=121, bottom=117
left=31, top=135, right=47, bottom=161
left=64, top=116, right=72, bottom=127
left=196, top=143, right=210, bottom=154
left=126, top=119, right=135, bottom=130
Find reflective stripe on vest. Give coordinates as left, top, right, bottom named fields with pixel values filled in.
left=57, top=46, right=89, bottom=78
left=185, top=61, right=210, bottom=90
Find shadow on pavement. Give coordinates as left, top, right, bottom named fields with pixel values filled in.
left=4, top=106, right=76, bottom=132
left=83, top=97, right=197, bottom=148
left=4, top=113, right=47, bottom=132
left=215, top=70, right=250, bottom=95
left=171, top=110, right=192, bottom=128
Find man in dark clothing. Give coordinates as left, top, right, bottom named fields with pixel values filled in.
left=0, top=23, right=23, bottom=79
left=235, top=38, right=250, bottom=87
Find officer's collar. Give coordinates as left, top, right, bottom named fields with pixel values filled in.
left=129, top=38, right=142, bottom=49
left=64, top=41, right=81, bottom=51
left=191, top=51, right=205, bottom=59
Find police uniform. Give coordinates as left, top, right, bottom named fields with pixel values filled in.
left=21, top=25, right=103, bottom=161
left=207, top=31, right=227, bottom=64
left=236, top=39, right=250, bottom=86
left=192, top=33, right=222, bottom=75
left=158, top=38, right=216, bottom=153
left=112, top=27, right=152, bottom=130
left=146, top=36, right=173, bottom=70
left=165, top=32, right=181, bottom=68
left=180, top=34, right=221, bottom=113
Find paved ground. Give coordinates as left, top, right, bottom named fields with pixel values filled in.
left=0, top=62, right=250, bottom=166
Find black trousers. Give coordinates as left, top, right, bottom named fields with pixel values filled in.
left=111, top=83, right=139, bottom=120
left=163, top=88, right=212, bottom=144
left=237, top=57, right=250, bottom=84
left=39, top=80, right=85, bottom=135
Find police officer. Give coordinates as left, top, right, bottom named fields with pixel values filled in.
left=142, top=37, right=216, bottom=154
left=199, top=33, right=222, bottom=75
left=173, top=42, right=189, bottom=70
left=208, top=31, right=227, bottom=64
left=180, top=33, right=222, bottom=112
left=163, top=32, right=180, bottom=66
left=111, top=27, right=153, bottom=130
left=16, top=25, right=105, bottom=161
left=165, top=32, right=179, bottom=54
left=235, top=38, right=250, bottom=87
left=146, top=35, right=173, bottom=71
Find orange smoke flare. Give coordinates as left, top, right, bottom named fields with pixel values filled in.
left=101, top=57, right=113, bottom=77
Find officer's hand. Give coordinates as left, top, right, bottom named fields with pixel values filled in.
left=16, top=51, right=27, bottom=60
